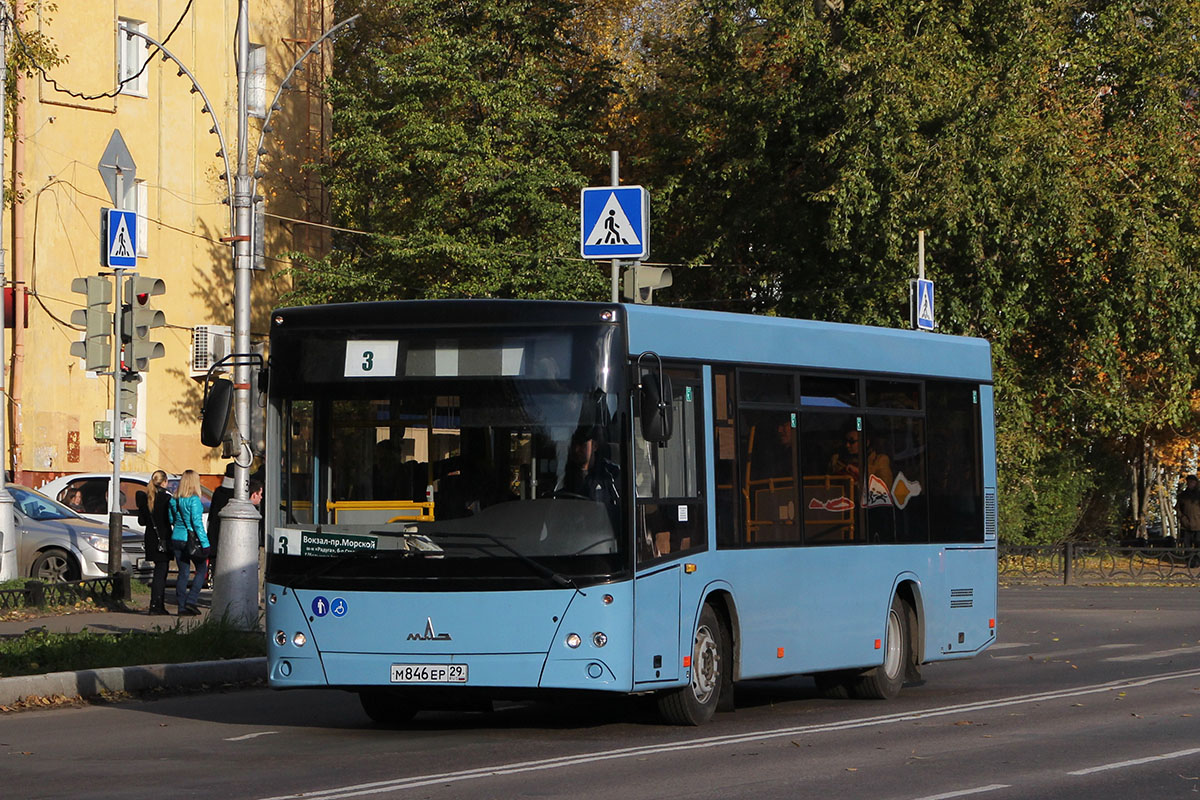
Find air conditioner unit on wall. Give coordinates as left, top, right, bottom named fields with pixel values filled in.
left=191, top=324, right=232, bottom=378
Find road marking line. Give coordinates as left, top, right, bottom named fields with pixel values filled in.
left=1068, top=747, right=1200, bottom=776
left=226, top=731, right=279, bottom=742
left=910, top=785, right=1011, bottom=800
left=993, top=644, right=1136, bottom=661
left=257, top=667, right=1200, bottom=800
left=989, top=643, right=1031, bottom=650
left=1104, top=646, right=1200, bottom=662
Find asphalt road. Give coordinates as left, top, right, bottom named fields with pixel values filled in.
left=2, top=586, right=1198, bottom=800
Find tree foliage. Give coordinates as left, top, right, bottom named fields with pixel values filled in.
left=284, top=0, right=617, bottom=303
left=300, top=0, right=1200, bottom=542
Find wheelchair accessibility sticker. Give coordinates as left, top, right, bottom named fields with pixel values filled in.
left=311, top=596, right=348, bottom=618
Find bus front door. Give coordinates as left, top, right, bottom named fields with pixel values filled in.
left=633, top=565, right=681, bottom=684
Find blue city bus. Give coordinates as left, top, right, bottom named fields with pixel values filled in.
left=264, top=300, right=996, bottom=725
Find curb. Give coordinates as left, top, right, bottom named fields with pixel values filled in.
left=0, top=657, right=266, bottom=707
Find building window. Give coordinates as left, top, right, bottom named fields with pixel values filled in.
left=253, top=200, right=266, bottom=269
left=121, top=178, right=148, bottom=257
left=135, top=180, right=148, bottom=257
left=248, top=43, right=267, bottom=117
left=117, top=18, right=148, bottom=96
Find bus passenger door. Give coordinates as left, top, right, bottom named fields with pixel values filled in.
left=634, top=566, right=681, bottom=683
left=632, top=367, right=704, bottom=685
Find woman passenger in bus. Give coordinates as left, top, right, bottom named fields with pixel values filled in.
left=830, top=430, right=894, bottom=507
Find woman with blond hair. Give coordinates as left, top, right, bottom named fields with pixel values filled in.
left=135, top=470, right=172, bottom=615
left=168, top=469, right=210, bottom=616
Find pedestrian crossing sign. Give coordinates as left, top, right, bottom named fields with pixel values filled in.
left=580, top=186, right=649, bottom=260
left=915, top=278, right=935, bottom=331
left=105, top=208, right=138, bottom=268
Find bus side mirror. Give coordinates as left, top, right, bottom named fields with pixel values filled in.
left=200, top=378, right=234, bottom=447
left=640, top=372, right=673, bottom=444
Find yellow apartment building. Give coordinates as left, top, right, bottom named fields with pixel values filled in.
left=7, top=1, right=332, bottom=491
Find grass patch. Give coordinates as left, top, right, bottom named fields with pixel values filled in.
left=0, top=616, right=265, bottom=678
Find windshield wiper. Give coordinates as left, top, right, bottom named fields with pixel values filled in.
left=432, top=532, right=585, bottom=594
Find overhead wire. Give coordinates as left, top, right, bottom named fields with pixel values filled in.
left=4, top=0, right=194, bottom=101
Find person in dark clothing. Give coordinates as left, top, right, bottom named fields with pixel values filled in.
left=1177, top=474, right=1200, bottom=549
left=206, top=463, right=236, bottom=587
left=559, top=427, right=621, bottom=531
left=135, top=470, right=172, bottom=615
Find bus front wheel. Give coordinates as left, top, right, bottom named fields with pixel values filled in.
left=657, top=604, right=724, bottom=725
left=852, top=595, right=910, bottom=700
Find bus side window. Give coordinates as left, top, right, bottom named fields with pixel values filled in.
left=713, top=369, right=738, bottom=548
left=635, top=370, right=705, bottom=565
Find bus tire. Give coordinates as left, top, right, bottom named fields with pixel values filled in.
left=358, top=689, right=418, bottom=725
left=852, top=595, right=910, bottom=700
left=657, top=604, right=723, bottom=725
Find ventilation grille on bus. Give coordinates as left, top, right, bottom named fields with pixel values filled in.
left=984, top=490, right=998, bottom=539
left=950, top=588, right=974, bottom=609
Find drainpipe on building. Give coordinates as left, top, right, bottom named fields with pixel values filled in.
left=0, top=1, right=18, bottom=582
left=11, top=0, right=24, bottom=484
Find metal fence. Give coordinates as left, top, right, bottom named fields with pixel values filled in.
left=0, top=574, right=130, bottom=611
left=999, top=544, right=1200, bottom=585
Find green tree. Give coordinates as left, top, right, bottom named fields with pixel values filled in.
left=284, top=0, right=617, bottom=304
left=632, top=0, right=1200, bottom=541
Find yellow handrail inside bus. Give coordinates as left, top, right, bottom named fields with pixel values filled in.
left=325, top=500, right=435, bottom=524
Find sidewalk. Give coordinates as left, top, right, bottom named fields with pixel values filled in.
left=0, top=590, right=266, bottom=708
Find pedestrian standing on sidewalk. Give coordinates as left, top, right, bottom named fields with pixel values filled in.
left=205, top=462, right=235, bottom=590
left=1177, top=474, right=1200, bottom=549
left=168, top=469, right=210, bottom=616
left=135, top=469, right=173, bottom=615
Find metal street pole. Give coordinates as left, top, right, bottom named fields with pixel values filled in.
left=108, top=264, right=125, bottom=576
left=119, top=11, right=358, bottom=629
left=211, top=0, right=262, bottom=630
left=0, top=2, right=16, bottom=582
left=610, top=151, right=620, bottom=302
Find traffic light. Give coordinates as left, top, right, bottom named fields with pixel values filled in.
left=122, top=275, right=165, bottom=371
left=622, top=264, right=673, bottom=304
left=119, top=372, right=140, bottom=419
left=69, top=276, right=113, bottom=372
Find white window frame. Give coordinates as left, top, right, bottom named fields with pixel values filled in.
left=248, top=43, right=267, bottom=117
left=121, top=178, right=149, bottom=257
left=117, top=18, right=148, bottom=97
left=135, top=180, right=148, bottom=257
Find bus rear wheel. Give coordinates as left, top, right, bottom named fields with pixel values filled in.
left=359, top=689, right=418, bottom=725
left=852, top=595, right=910, bottom=700
left=657, top=604, right=724, bottom=725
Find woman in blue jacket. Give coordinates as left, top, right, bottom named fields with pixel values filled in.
left=168, top=469, right=210, bottom=616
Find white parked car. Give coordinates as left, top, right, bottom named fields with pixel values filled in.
left=37, top=472, right=213, bottom=535
left=9, top=483, right=145, bottom=581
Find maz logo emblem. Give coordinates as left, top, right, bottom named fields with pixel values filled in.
left=408, top=617, right=452, bottom=641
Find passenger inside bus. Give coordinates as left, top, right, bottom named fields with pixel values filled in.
left=829, top=429, right=894, bottom=506
left=559, top=425, right=621, bottom=513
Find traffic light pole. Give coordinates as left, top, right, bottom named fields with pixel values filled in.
left=108, top=267, right=125, bottom=580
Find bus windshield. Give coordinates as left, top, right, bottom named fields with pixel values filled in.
left=270, top=329, right=628, bottom=588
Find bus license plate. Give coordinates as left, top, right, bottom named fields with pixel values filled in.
left=390, top=664, right=468, bottom=684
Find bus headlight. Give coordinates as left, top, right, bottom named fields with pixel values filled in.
left=292, top=632, right=307, bottom=647
left=592, top=632, right=608, bottom=648
left=274, top=630, right=287, bottom=646
left=566, top=633, right=582, bottom=649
